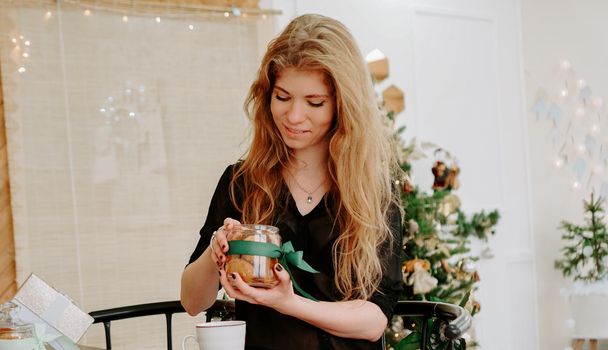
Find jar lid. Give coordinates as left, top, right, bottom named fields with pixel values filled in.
left=0, top=302, right=35, bottom=340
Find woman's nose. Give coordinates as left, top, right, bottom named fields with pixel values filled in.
left=287, top=100, right=306, bottom=123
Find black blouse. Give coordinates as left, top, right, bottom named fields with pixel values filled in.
left=188, top=164, right=403, bottom=350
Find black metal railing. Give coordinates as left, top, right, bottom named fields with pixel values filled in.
left=89, top=299, right=233, bottom=350
left=90, top=299, right=470, bottom=350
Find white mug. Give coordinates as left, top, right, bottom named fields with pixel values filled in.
left=182, top=320, right=246, bottom=350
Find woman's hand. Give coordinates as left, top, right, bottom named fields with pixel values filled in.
left=219, top=262, right=297, bottom=314
left=209, top=218, right=241, bottom=268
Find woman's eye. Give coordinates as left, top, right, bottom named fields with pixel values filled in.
left=308, top=101, right=325, bottom=108
left=275, top=95, right=289, bottom=102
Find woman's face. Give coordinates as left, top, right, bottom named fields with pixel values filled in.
left=270, top=68, right=335, bottom=154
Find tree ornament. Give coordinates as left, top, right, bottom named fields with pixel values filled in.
left=462, top=260, right=477, bottom=273
left=406, top=262, right=438, bottom=295
left=583, top=245, right=593, bottom=257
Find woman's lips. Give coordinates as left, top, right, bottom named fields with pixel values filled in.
left=285, top=125, right=309, bottom=135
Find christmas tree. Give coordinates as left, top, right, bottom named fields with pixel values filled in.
left=554, top=193, right=608, bottom=282
left=367, top=54, right=500, bottom=348
left=382, top=112, right=500, bottom=350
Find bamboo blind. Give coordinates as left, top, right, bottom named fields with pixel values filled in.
left=0, top=63, right=16, bottom=303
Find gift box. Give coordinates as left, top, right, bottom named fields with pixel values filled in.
left=11, top=274, right=94, bottom=349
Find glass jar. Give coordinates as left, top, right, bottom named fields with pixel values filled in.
left=226, top=224, right=281, bottom=288
left=0, top=301, right=37, bottom=349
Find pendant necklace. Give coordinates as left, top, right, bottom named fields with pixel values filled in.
left=287, top=170, right=326, bottom=204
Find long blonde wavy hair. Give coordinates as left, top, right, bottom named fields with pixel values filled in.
left=231, top=14, right=400, bottom=301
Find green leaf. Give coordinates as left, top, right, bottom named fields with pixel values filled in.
left=395, top=332, right=422, bottom=350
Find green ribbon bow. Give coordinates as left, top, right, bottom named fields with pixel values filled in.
left=227, top=240, right=320, bottom=301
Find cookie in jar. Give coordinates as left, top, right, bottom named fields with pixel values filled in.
left=225, top=225, right=281, bottom=288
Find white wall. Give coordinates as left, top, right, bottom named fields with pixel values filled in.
left=521, top=0, right=608, bottom=349
left=267, top=0, right=539, bottom=349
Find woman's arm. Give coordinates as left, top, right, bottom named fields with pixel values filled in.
left=181, top=218, right=240, bottom=315
left=285, top=295, right=387, bottom=341
left=180, top=247, right=220, bottom=315
left=220, top=263, right=388, bottom=342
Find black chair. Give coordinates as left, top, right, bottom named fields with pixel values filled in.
left=89, top=299, right=470, bottom=350
left=392, top=300, right=472, bottom=349
left=89, top=299, right=234, bottom=350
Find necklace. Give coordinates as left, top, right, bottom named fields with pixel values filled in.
left=287, top=170, right=326, bottom=204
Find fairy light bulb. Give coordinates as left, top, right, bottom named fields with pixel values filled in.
left=11, top=38, right=17, bottom=44
left=122, top=15, right=128, bottom=22
left=576, top=144, right=586, bottom=154
left=24, top=40, right=30, bottom=46
left=575, top=107, right=586, bottom=118
left=22, top=52, right=29, bottom=58
left=262, top=14, right=267, bottom=19
left=223, top=12, right=230, bottom=17
left=559, top=89, right=569, bottom=98
left=593, top=165, right=604, bottom=174
left=554, top=158, right=564, bottom=168
left=155, top=16, right=161, bottom=23
left=188, top=24, right=194, bottom=30
left=45, top=11, right=52, bottom=19
left=577, top=79, right=586, bottom=88
left=84, top=9, right=91, bottom=16
left=560, top=60, right=571, bottom=71
left=572, top=181, right=581, bottom=189
left=591, top=124, right=599, bottom=133
left=17, top=67, right=26, bottom=73
left=592, top=97, right=603, bottom=108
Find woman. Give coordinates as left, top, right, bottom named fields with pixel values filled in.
left=181, top=14, right=403, bottom=350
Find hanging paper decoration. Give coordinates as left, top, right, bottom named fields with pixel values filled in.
left=548, top=103, right=563, bottom=126
left=531, top=96, right=547, bottom=120
left=531, top=60, right=608, bottom=195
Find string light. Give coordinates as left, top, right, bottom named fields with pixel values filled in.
left=24, top=40, right=30, bottom=46
left=17, top=67, right=26, bottom=73
left=230, top=6, right=241, bottom=17
left=84, top=9, right=91, bottom=16
left=577, top=79, right=586, bottom=88
left=223, top=11, right=230, bottom=17
left=188, top=24, right=194, bottom=30
left=155, top=16, right=161, bottom=23
left=45, top=10, right=52, bottom=20
left=122, top=15, right=128, bottom=22
left=559, top=89, right=568, bottom=98
left=576, top=144, right=586, bottom=154
left=560, top=60, right=571, bottom=71
left=22, top=53, right=29, bottom=58
left=11, top=38, right=17, bottom=44
left=554, top=158, right=564, bottom=168
left=593, top=165, right=604, bottom=174
left=572, top=181, right=581, bottom=189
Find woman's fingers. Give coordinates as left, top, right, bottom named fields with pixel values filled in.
left=223, top=217, right=241, bottom=231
